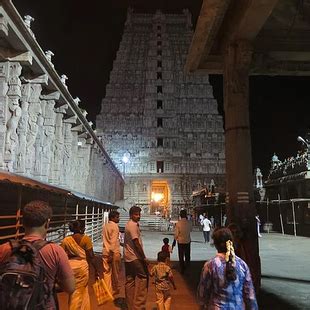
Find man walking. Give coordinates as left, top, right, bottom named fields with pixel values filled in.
left=124, top=206, right=148, bottom=310
left=202, top=214, right=212, bottom=243
left=0, top=200, right=75, bottom=309
left=103, top=210, right=121, bottom=297
left=174, top=209, right=192, bottom=274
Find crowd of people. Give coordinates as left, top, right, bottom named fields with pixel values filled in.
left=0, top=200, right=258, bottom=310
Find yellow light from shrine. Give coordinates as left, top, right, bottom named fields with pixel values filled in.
left=152, top=192, right=164, bottom=203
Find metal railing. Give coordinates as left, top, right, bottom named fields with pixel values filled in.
left=0, top=175, right=118, bottom=244
left=0, top=203, right=107, bottom=244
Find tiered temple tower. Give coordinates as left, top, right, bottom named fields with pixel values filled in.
left=96, top=9, right=225, bottom=216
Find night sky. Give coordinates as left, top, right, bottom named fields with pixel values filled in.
left=12, top=0, right=310, bottom=177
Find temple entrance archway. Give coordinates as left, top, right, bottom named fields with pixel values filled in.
left=150, top=180, right=170, bottom=217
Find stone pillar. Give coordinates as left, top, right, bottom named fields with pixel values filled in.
left=49, top=105, right=67, bottom=185
left=15, top=83, right=31, bottom=174
left=0, top=62, right=10, bottom=169
left=61, top=116, right=76, bottom=187
left=223, top=40, right=260, bottom=289
left=4, top=62, right=22, bottom=171
left=69, top=129, right=79, bottom=188
left=40, top=92, right=58, bottom=182
left=25, top=84, right=42, bottom=176
left=87, top=147, right=96, bottom=197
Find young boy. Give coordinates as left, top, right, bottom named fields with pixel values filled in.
left=150, top=251, right=176, bottom=310
left=161, top=238, right=173, bottom=258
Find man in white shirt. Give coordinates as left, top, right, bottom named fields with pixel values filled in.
left=124, top=206, right=148, bottom=310
left=199, top=213, right=204, bottom=225
left=103, top=210, right=121, bottom=297
left=174, top=209, right=192, bottom=274
left=202, top=215, right=212, bottom=243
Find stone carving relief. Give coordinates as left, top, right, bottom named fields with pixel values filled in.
left=25, top=84, right=42, bottom=175
left=0, top=62, right=10, bottom=168
left=5, top=62, right=22, bottom=171
left=49, top=107, right=66, bottom=184
left=5, top=99, right=21, bottom=154
left=62, top=122, right=73, bottom=187
left=15, top=83, right=31, bottom=173
left=33, top=114, right=44, bottom=176
left=0, top=8, right=123, bottom=201
left=40, top=98, right=56, bottom=181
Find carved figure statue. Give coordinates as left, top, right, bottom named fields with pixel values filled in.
left=73, top=97, right=81, bottom=106
left=26, top=98, right=42, bottom=173
left=5, top=99, right=22, bottom=155
left=255, top=167, right=263, bottom=189
left=61, top=74, right=68, bottom=88
left=23, top=15, right=35, bottom=38
left=23, top=15, right=34, bottom=29
left=33, top=114, right=44, bottom=175
left=45, top=50, right=54, bottom=67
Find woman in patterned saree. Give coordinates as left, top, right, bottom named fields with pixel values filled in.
left=61, top=220, right=98, bottom=310
left=197, top=228, right=258, bottom=310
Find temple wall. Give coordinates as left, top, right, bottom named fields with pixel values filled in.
left=0, top=2, right=124, bottom=203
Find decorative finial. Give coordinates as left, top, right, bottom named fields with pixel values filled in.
left=80, top=108, right=88, bottom=117
left=24, top=15, right=34, bottom=29
left=73, top=97, right=81, bottom=106
left=60, top=74, right=68, bottom=89
left=45, top=50, right=54, bottom=67
left=24, top=15, right=36, bottom=38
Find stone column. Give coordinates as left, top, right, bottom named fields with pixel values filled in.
left=15, top=83, right=31, bottom=174
left=39, top=92, right=59, bottom=182
left=60, top=121, right=73, bottom=187
left=49, top=105, right=67, bottom=185
left=25, top=83, right=42, bottom=176
left=75, top=137, right=89, bottom=192
left=87, top=146, right=100, bottom=197
left=0, top=62, right=10, bottom=169
left=69, top=129, right=79, bottom=188
left=4, top=62, right=22, bottom=171
left=223, top=40, right=260, bottom=289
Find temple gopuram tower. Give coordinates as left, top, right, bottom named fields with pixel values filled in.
left=96, top=9, right=225, bottom=216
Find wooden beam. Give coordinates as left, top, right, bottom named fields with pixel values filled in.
left=197, top=52, right=310, bottom=76
left=197, top=54, right=224, bottom=74
left=219, top=0, right=279, bottom=50
left=250, top=55, right=310, bottom=76
left=255, top=30, right=310, bottom=52
left=185, top=0, right=230, bottom=73
left=267, top=51, right=310, bottom=62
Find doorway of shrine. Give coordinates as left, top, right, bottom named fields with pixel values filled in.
left=150, top=180, right=170, bottom=217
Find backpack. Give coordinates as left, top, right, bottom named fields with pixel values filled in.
left=0, top=239, right=51, bottom=310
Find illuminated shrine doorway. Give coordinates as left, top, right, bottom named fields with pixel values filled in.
left=150, top=180, right=170, bottom=217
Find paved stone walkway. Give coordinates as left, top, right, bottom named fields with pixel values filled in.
left=58, top=231, right=310, bottom=309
